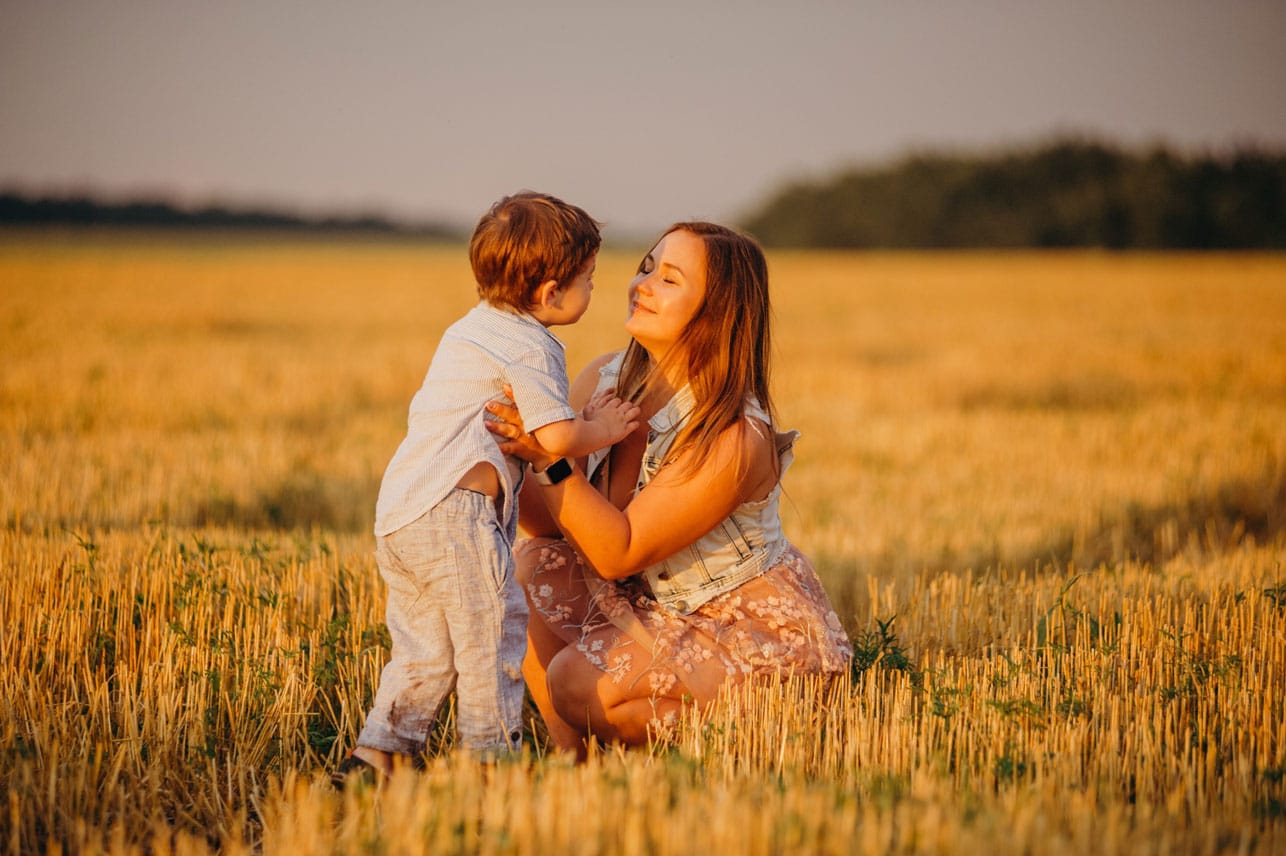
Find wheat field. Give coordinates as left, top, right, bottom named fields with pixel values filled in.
left=1, top=233, right=1284, bottom=854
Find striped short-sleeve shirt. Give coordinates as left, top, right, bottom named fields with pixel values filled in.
left=374, top=301, right=576, bottom=536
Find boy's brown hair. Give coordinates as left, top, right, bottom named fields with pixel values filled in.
left=469, top=191, right=602, bottom=310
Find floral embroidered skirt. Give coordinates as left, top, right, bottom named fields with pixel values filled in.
left=517, top=537, right=852, bottom=725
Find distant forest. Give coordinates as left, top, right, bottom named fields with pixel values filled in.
left=0, top=192, right=461, bottom=239
left=5, top=139, right=1284, bottom=249
left=740, top=139, right=1286, bottom=249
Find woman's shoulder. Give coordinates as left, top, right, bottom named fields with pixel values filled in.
left=721, top=411, right=794, bottom=499
left=572, top=350, right=623, bottom=382
left=569, top=351, right=626, bottom=409
left=593, top=350, right=625, bottom=376
left=693, top=412, right=778, bottom=474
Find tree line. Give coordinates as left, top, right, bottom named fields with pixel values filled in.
left=0, top=191, right=461, bottom=239
left=739, top=139, right=1286, bottom=249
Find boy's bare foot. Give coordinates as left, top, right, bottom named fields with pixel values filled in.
left=330, top=746, right=402, bottom=790
left=352, top=745, right=395, bottom=776
left=330, top=754, right=380, bottom=791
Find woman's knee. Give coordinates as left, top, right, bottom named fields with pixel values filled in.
left=545, top=648, right=600, bottom=728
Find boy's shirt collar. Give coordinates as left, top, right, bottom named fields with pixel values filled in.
left=474, top=300, right=566, bottom=351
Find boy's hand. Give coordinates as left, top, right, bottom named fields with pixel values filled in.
left=587, top=394, right=641, bottom=447
left=581, top=389, right=618, bottom=422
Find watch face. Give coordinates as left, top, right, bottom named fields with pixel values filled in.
left=547, top=458, right=573, bottom=484
left=535, top=457, right=573, bottom=485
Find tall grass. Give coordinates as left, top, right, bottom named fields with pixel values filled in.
left=1, top=234, right=1283, bottom=853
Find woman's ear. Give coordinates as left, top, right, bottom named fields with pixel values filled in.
left=534, top=279, right=563, bottom=309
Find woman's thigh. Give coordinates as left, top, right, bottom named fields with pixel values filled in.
left=515, top=537, right=596, bottom=646
left=554, top=617, right=734, bottom=715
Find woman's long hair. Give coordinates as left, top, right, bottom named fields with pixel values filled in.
left=616, top=222, right=775, bottom=474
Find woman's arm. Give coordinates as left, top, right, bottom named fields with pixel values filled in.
left=517, top=417, right=778, bottom=580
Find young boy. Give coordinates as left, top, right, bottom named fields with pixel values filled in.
left=337, top=192, right=637, bottom=780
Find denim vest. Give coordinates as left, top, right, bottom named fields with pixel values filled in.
left=586, top=356, right=799, bottom=614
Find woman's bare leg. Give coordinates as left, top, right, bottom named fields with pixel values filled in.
left=546, top=646, right=694, bottom=747
left=523, top=622, right=588, bottom=756
left=514, top=538, right=594, bottom=756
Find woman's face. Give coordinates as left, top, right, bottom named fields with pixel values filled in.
left=625, top=229, right=707, bottom=355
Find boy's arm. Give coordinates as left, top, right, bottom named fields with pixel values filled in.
left=532, top=396, right=639, bottom=458
left=514, top=354, right=619, bottom=538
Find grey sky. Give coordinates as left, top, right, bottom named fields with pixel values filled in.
left=2, top=1, right=1283, bottom=238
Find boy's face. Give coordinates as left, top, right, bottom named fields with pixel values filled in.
left=545, top=252, right=596, bottom=326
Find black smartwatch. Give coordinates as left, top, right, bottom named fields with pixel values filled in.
left=531, top=457, right=573, bottom=486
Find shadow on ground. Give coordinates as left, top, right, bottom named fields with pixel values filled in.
left=191, top=471, right=377, bottom=532
left=1020, top=468, right=1286, bottom=572
left=821, top=467, right=1286, bottom=629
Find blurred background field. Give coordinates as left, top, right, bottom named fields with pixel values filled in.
left=1, top=235, right=1284, bottom=853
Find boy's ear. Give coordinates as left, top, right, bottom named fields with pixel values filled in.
left=534, top=279, right=562, bottom=308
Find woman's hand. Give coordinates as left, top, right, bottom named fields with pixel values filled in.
left=485, top=385, right=559, bottom=469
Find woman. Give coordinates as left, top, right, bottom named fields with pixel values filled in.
left=488, top=222, right=851, bottom=754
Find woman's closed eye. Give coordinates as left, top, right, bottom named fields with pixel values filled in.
left=639, top=256, right=677, bottom=284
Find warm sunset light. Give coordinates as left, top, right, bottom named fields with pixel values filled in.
left=3, top=3, right=1284, bottom=853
